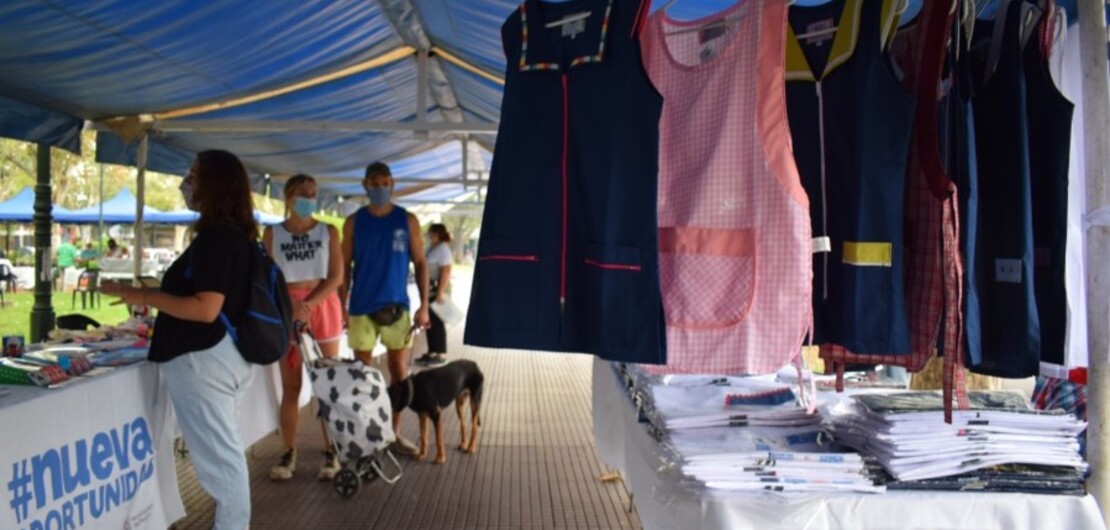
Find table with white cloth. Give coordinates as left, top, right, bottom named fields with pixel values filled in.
left=592, top=358, right=1106, bottom=530
left=0, top=362, right=183, bottom=530
left=0, top=355, right=311, bottom=530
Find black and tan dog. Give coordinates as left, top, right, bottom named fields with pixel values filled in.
left=388, top=359, right=484, bottom=464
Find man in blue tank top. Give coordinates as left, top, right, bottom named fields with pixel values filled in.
left=342, top=161, right=430, bottom=456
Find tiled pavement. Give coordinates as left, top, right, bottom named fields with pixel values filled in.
left=170, top=343, right=640, bottom=529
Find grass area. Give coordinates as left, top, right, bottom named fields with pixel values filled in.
left=0, top=263, right=477, bottom=340
left=0, top=290, right=131, bottom=338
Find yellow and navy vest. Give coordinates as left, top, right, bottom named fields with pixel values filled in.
left=785, top=0, right=915, bottom=354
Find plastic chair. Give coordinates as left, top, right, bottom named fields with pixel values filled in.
left=0, top=264, right=16, bottom=294
left=71, top=270, right=101, bottom=310
left=56, top=314, right=101, bottom=331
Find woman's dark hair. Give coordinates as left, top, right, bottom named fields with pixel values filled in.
left=283, top=174, right=315, bottom=199
left=428, top=223, right=451, bottom=244
left=192, top=150, right=259, bottom=238
left=107, top=238, right=118, bottom=249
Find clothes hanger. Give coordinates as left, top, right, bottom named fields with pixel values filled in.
left=664, top=1, right=749, bottom=36
left=659, top=0, right=681, bottom=12
left=793, top=0, right=910, bottom=41
left=545, top=11, right=591, bottom=28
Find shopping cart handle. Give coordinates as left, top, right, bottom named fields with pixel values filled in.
left=293, top=320, right=308, bottom=334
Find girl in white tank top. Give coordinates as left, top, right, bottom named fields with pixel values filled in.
left=262, top=174, right=345, bottom=482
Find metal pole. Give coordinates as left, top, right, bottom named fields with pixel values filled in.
left=97, top=162, right=104, bottom=251
left=133, top=134, right=148, bottom=282
left=1079, top=0, right=1110, bottom=520
left=417, top=49, right=429, bottom=123
left=29, top=144, right=54, bottom=342
left=461, top=135, right=469, bottom=190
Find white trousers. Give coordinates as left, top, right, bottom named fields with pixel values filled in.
left=162, top=334, right=254, bottom=530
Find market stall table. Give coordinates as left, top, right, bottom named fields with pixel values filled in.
left=0, top=352, right=310, bottom=530
left=592, top=358, right=1106, bottom=530
left=0, top=362, right=183, bottom=530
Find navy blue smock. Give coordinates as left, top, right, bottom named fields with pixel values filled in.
left=785, top=0, right=916, bottom=354
left=1023, top=10, right=1073, bottom=368
left=968, top=0, right=1041, bottom=377
left=939, top=20, right=983, bottom=367
left=464, top=0, right=667, bottom=364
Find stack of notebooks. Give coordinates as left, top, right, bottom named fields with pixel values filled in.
left=680, top=450, right=883, bottom=493
left=643, top=374, right=881, bottom=493
left=833, top=391, right=1088, bottom=494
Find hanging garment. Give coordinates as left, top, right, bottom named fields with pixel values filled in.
left=785, top=0, right=915, bottom=355
left=1023, top=1, right=1074, bottom=370
left=464, top=0, right=667, bottom=364
left=939, top=19, right=983, bottom=379
left=968, top=0, right=1041, bottom=378
left=637, top=0, right=811, bottom=375
left=820, top=0, right=969, bottom=421
left=1052, top=13, right=1090, bottom=375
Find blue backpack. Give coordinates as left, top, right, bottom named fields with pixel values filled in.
left=188, top=235, right=293, bottom=364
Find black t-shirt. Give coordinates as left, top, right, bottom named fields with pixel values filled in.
left=148, top=225, right=250, bottom=363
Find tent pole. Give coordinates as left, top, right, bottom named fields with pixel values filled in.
left=461, top=135, right=469, bottom=190
left=1079, top=0, right=1110, bottom=519
left=29, top=144, right=54, bottom=342
left=133, top=134, right=148, bottom=282
left=97, top=162, right=104, bottom=251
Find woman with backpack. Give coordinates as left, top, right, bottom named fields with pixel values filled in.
left=262, top=174, right=344, bottom=481
left=103, top=149, right=257, bottom=530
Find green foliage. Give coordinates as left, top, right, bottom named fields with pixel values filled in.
left=0, top=131, right=187, bottom=211
left=0, top=290, right=131, bottom=339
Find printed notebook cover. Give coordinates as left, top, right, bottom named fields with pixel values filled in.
left=853, top=391, right=1063, bottom=416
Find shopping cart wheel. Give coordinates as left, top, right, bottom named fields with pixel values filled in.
left=333, top=468, right=360, bottom=498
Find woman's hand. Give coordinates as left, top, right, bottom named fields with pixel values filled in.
left=101, top=282, right=148, bottom=306
left=294, top=299, right=313, bottom=322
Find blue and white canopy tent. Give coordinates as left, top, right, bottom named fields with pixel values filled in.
left=147, top=208, right=284, bottom=226
left=54, top=188, right=162, bottom=225
left=0, top=0, right=1109, bottom=512
left=0, top=187, right=70, bottom=222
left=0, top=186, right=70, bottom=254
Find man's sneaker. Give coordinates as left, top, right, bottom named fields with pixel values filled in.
left=389, top=435, right=420, bottom=457
left=318, top=451, right=340, bottom=481
left=416, top=353, right=447, bottom=366
left=269, top=449, right=296, bottom=481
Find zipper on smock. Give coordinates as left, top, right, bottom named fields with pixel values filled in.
left=560, top=73, right=570, bottom=313
left=816, top=80, right=829, bottom=301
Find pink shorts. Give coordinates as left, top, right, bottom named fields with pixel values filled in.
left=289, top=288, right=343, bottom=343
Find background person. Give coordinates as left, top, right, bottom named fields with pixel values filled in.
left=105, top=238, right=124, bottom=258
left=341, top=161, right=430, bottom=457
left=263, top=174, right=344, bottom=481
left=56, top=237, right=78, bottom=270
left=416, top=223, right=453, bottom=366
left=103, top=150, right=256, bottom=530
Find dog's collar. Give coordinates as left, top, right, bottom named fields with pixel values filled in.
left=403, top=376, right=414, bottom=409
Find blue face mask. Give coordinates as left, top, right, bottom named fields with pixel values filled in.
left=367, top=186, right=391, bottom=207
left=292, top=197, right=317, bottom=219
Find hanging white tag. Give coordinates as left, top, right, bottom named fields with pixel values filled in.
left=812, top=237, right=832, bottom=254
left=994, top=259, right=1023, bottom=284
left=561, top=19, right=586, bottom=39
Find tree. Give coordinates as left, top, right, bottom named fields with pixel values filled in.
left=440, top=212, right=481, bottom=263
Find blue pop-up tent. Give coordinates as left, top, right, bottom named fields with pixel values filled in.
left=54, top=188, right=162, bottom=224
left=148, top=208, right=283, bottom=226
left=0, top=187, right=70, bottom=221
